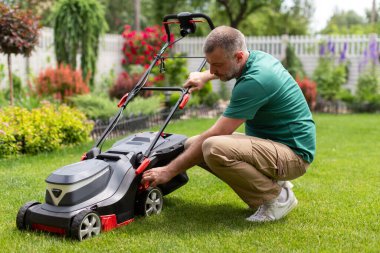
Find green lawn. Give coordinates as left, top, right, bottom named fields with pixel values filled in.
left=0, top=114, right=379, bottom=252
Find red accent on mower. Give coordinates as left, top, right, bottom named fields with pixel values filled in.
left=135, top=158, right=151, bottom=175
left=179, top=94, right=190, bottom=109
left=117, top=93, right=129, bottom=108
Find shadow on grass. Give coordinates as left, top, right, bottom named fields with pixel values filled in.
left=127, top=196, right=282, bottom=236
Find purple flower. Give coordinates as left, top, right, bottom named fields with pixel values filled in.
left=339, top=42, right=348, bottom=62
left=369, top=36, right=378, bottom=64
left=319, top=44, right=325, bottom=56
left=327, top=40, right=335, bottom=54
left=359, top=48, right=369, bottom=72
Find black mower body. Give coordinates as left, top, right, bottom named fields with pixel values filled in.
left=23, top=132, right=188, bottom=235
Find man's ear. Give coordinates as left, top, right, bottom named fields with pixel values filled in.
left=235, top=51, right=244, bottom=63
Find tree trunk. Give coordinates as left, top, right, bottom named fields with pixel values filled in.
left=26, top=56, right=32, bottom=91
left=134, top=0, right=141, bottom=32
left=7, top=54, right=14, bottom=106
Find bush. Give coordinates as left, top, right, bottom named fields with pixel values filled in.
left=356, top=69, right=380, bottom=104
left=296, top=77, right=317, bottom=110
left=313, top=57, right=347, bottom=101
left=219, top=82, right=231, bottom=101
left=151, top=54, right=188, bottom=87
left=124, top=96, right=163, bottom=117
left=0, top=102, right=92, bottom=157
left=35, top=64, right=90, bottom=102
left=0, top=122, right=20, bottom=157
left=70, top=93, right=117, bottom=121
left=202, top=92, right=220, bottom=107
left=71, top=93, right=163, bottom=122
left=282, top=44, right=306, bottom=79
left=56, top=104, right=93, bottom=145
left=109, top=71, right=145, bottom=100
left=351, top=69, right=380, bottom=112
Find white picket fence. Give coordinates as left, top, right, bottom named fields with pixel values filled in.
left=0, top=28, right=379, bottom=93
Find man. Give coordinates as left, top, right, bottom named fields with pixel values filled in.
left=142, top=26, right=316, bottom=222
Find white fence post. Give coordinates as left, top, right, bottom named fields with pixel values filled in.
left=281, top=34, right=289, bottom=60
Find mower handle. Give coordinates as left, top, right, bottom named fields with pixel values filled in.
left=163, top=12, right=215, bottom=42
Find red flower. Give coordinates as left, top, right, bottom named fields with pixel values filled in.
left=120, top=24, right=175, bottom=75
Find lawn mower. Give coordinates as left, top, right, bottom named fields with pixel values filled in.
left=16, top=12, right=215, bottom=241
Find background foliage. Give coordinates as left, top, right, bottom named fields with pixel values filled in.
left=35, top=64, right=90, bottom=102
left=0, top=3, right=40, bottom=105
left=0, top=102, right=92, bottom=157
left=53, top=0, right=108, bottom=87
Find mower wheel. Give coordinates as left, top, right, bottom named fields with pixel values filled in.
left=16, top=201, right=40, bottom=230
left=71, top=210, right=101, bottom=241
left=136, top=187, right=163, bottom=216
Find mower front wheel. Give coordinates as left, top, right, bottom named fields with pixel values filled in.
left=16, top=201, right=40, bottom=230
left=71, top=210, right=101, bottom=241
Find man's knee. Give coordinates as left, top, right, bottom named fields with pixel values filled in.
left=184, top=135, right=199, bottom=150
left=202, top=136, right=228, bottom=165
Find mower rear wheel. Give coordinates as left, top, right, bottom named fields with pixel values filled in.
left=16, top=201, right=40, bottom=230
left=136, top=187, right=163, bottom=216
left=71, top=210, right=101, bottom=241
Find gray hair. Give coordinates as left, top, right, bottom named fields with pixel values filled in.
left=203, top=26, right=247, bottom=57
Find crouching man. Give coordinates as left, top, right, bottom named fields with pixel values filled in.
left=142, top=26, right=316, bottom=222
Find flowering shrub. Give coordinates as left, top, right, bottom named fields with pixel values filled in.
left=314, top=39, right=349, bottom=101
left=296, top=77, right=317, bottom=111
left=109, top=71, right=149, bottom=99
left=35, top=64, right=90, bottom=102
left=121, top=25, right=173, bottom=67
left=0, top=102, right=92, bottom=157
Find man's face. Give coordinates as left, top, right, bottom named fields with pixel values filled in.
left=206, top=47, right=241, bottom=81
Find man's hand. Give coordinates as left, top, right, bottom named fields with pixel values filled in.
left=184, top=70, right=216, bottom=93
left=142, top=166, right=176, bottom=187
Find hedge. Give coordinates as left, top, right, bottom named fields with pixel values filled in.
left=0, top=102, right=93, bottom=158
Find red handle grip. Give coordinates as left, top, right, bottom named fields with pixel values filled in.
left=179, top=94, right=190, bottom=109
left=135, top=158, right=151, bottom=175
left=117, top=93, right=129, bottom=108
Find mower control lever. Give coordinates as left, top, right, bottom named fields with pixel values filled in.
left=163, top=12, right=215, bottom=42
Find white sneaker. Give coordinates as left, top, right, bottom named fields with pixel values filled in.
left=246, top=187, right=298, bottom=222
left=277, top=180, right=294, bottom=189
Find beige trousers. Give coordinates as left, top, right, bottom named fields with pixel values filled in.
left=185, top=134, right=309, bottom=208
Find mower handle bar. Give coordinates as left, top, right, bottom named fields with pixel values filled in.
left=163, top=12, right=215, bottom=43
left=92, top=12, right=214, bottom=162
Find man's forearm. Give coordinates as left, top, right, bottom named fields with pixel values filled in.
left=167, top=132, right=211, bottom=175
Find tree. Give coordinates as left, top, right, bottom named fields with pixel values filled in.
left=213, top=0, right=273, bottom=28
left=210, top=0, right=313, bottom=35
left=53, top=0, right=108, bottom=87
left=321, top=10, right=367, bottom=34
left=101, top=0, right=135, bottom=34
left=2, top=0, right=54, bottom=26
left=0, top=3, right=40, bottom=105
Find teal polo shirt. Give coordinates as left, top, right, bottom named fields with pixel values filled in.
left=223, top=51, right=316, bottom=163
